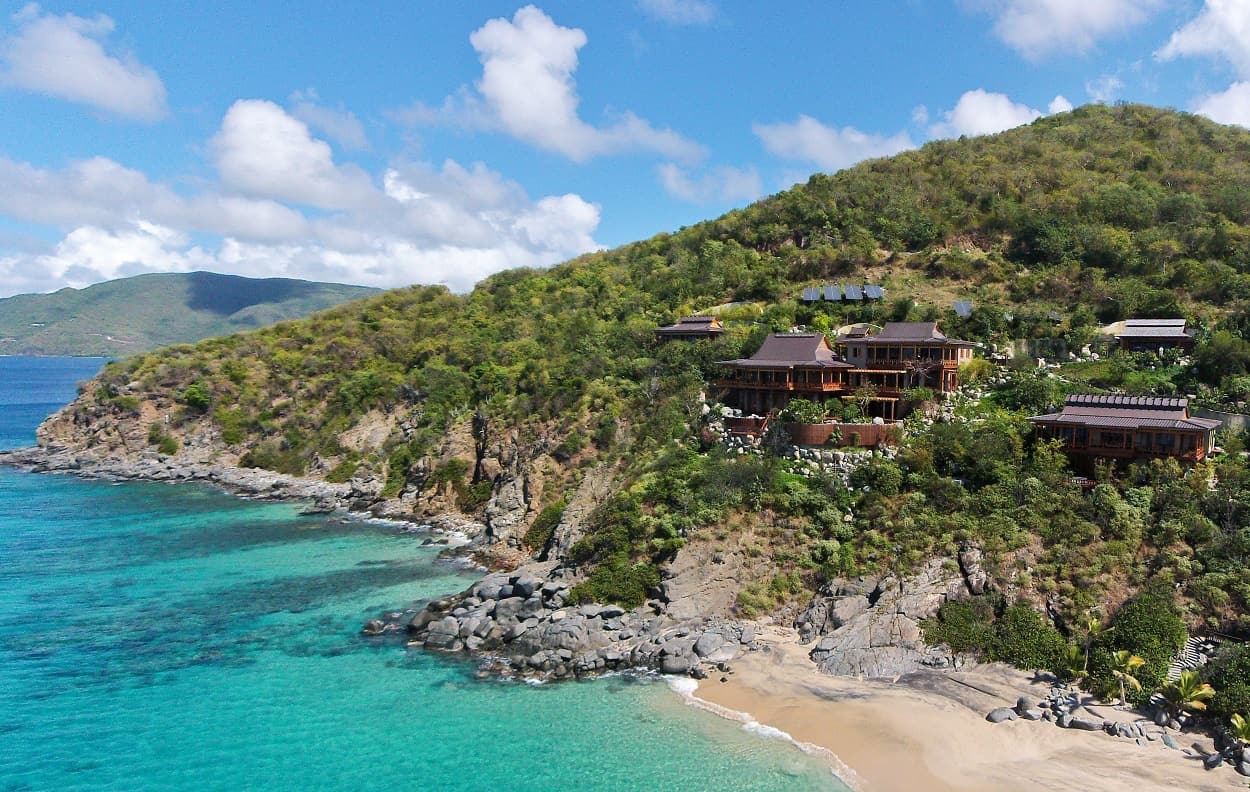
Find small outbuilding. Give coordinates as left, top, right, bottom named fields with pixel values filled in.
left=1115, top=319, right=1194, bottom=353
left=654, top=315, right=725, bottom=342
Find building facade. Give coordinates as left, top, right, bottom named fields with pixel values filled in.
left=716, top=322, right=973, bottom=420
left=1028, top=394, right=1219, bottom=470
left=1115, top=319, right=1195, bottom=353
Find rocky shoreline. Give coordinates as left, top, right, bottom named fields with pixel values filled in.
left=0, top=445, right=486, bottom=537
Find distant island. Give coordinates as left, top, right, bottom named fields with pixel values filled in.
left=0, top=271, right=379, bottom=356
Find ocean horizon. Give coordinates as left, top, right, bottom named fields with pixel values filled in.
left=0, top=356, right=844, bottom=791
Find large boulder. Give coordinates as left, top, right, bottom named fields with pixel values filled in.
left=987, top=708, right=1018, bottom=723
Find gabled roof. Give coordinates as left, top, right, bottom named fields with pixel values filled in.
left=851, top=322, right=975, bottom=346
left=655, top=315, right=725, bottom=335
left=720, top=333, right=853, bottom=368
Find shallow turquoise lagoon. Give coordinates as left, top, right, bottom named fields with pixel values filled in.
left=0, top=357, right=844, bottom=791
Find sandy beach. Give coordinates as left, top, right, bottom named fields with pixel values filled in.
left=692, top=625, right=1244, bottom=792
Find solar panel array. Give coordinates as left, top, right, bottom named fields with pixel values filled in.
left=800, top=284, right=885, bottom=302
left=953, top=300, right=973, bottom=318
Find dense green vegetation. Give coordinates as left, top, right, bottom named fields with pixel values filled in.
left=0, top=271, right=377, bottom=356
left=73, top=105, right=1250, bottom=662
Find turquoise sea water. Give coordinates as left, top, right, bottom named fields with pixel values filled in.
left=0, top=357, right=843, bottom=791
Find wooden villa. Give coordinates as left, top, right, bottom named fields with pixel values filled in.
left=1115, top=319, right=1195, bottom=353
left=654, top=315, right=725, bottom=342
left=1028, top=394, right=1220, bottom=469
left=716, top=322, right=973, bottom=420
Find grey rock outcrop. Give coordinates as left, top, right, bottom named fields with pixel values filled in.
left=485, top=473, right=528, bottom=543
left=804, top=560, right=961, bottom=677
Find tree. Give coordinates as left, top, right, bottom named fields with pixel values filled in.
left=1108, top=650, right=1145, bottom=706
left=1082, top=615, right=1110, bottom=674
left=1158, top=670, right=1215, bottom=717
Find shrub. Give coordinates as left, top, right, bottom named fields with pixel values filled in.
left=569, top=556, right=659, bottom=609
left=324, top=458, right=359, bottom=484
left=181, top=382, right=211, bottom=410
left=779, top=398, right=828, bottom=424
left=922, top=597, right=998, bottom=656
left=991, top=604, right=1066, bottom=671
left=523, top=500, right=567, bottom=558
left=849, top=461, right=903, bottom=496
left=1205, top=646, right=1250, bottom=719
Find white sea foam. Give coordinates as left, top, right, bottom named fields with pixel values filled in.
left=665, top=675, right=862, bottom=790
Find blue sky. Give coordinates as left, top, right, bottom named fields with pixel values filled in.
left=0, top=0, right=1247, bottom=296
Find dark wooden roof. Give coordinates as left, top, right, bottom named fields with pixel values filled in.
left=720, top=333, right=852, bottom=368
left=655, top=315, right=724, bottom=335
left=1029, top=394, right=1220, bottom=432
left=852, top=322, right=974, bottom=346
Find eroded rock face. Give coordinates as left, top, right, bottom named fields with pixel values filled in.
left=485, top=474, right=528, bottom=544
left=801, top=559, right=962, bottom=678
left=958, top=545, right=988, bottom=595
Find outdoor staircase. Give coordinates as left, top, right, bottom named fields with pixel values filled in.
left=1167, top=636, right=1219, bottom=681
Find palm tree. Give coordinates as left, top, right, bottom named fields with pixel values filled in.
left=1158, top=670, right=1215, bottom=717
left=1082, top=616, right=1110, bottom=673
left=1109, top=650, right=1145, bottom=706
left=1230, top=714, right=1250, bottom=743
left=1059, top=643, right=1087, bottom=684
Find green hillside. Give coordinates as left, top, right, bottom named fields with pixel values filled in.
left=51, top=104, right=1250, bottom=701
left=0, top=271, right=379, bottom=356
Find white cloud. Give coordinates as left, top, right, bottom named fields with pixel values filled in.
left=210, top=99, right=377, bottom=211
left=0, top=4, right=166, bottom=120
left=1193, top=81, right=1250, bottom=127
left=636, top=0, right=716, bottom=25
left=1048, top=95, right=1074, bottom=113
left=753, top=115, right=914, bottom=172
left=972, top=0, right=1166, bottom=60
left=408, top=5, right=704, bottom=163
left=1157, top=0, right=1250, bottom=77
left=1085, top=74, right=1123, bottom=103
left=911, top=105, right=930, bottom=125
left=288, top=90, right=368, bottom=151
left=928, top=89, right=1043, bottom=138
left=657, top=163, right=762, bottom=203
left=0, top=103, right=603, bottom=296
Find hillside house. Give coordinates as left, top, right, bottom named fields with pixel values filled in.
left=654, top=315, right=725, bottom=342
left=1028, top=394, right=1219, bottom=470
left=1115, top=319, right=1195, bottom=353
left=716, top=322, right=973, bottom=420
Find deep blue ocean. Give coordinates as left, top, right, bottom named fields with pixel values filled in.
left=0, top=356, right=842, bottom=791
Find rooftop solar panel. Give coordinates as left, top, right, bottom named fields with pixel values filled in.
left=843, top=284, right=863, bottom=301
left=823, top=285, right=839, bottom=301
left=801, top=287, right=820, bottom=301
left=863, top=285, right=885, bottom=300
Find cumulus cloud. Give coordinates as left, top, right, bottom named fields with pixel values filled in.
left=1157, top=0, right=1250, bottom=77
left=928, top=89, right=1043, bottom=138
left=1193, top=81, right=1250, bottom=127
left=1085, top=74, right=1123, bottom=103
left=288, top=89, right=368, bottom=150
left=753, top=115, right=914, bottom=172
left=0, top=4, right=166, bottom=120
left=210, top=99, right=377, bottom=211
left=657, top=163, right=762, bottom=203
left=1049, top=95, right=1075, bottom=113
left=0, top=102, right=603, bottom=296
left=405, top=5, right=704, bottom=163
left=971, top=0, right=1166, bottom=60
left=636, top=0, right=716, bottom=25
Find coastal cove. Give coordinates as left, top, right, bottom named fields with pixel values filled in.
left=0, top=357, right=841, bottom=792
